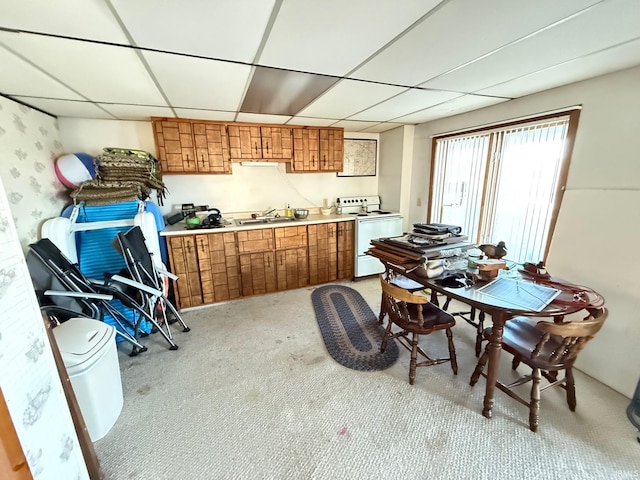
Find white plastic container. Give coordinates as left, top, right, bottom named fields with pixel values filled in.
left=53, top=318, right=123, bottom=442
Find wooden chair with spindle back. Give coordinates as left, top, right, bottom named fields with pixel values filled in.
left=379, top=275, right=458, bottom=385
left=469, top=307, right=607, bottom=432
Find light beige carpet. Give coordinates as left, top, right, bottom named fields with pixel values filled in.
left=95, top=277, right=640, bottom=479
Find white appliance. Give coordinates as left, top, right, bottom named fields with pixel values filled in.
left=336, top=195, right=403, bottom=278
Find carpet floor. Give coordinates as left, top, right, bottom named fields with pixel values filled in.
left=94, top=277, right=640, bottom=480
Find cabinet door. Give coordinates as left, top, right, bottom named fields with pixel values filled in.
left=240, top=252, right=277, bottom=296
left=308, top=223, right=337, bottom=285
left=276, top=247, right=308, bottom=290
left=290, top=128, right=319, bottom=172
left=153, top=120, right=196, bottom=172
left=228, top=125, right=262, bottom=159
left=319, top=128, right=344, bottom=172
left=261, top=127, right=292, bottom=160
left=196, top=232, right=241, bottom=304
left=193, top=122, right=231, bottom=173
left=337, top=221, right=354, bottom=279
left=237, top=228, right=274, bottom=253
left=167, top=235, right=203, bottom=308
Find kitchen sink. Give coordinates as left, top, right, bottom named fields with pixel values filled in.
left=235, top=217, right=298, bottom=226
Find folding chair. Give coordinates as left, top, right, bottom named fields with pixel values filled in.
left=113, top=226, right=190, bottom=342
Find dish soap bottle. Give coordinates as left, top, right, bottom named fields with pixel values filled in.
left=285, top=203, right=292, bottom=217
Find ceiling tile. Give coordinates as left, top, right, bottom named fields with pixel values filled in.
left=12, top=97, right=115, bottom=119
left=362, top=123, right=404, bottom=133
left=111, top=0, right=276, bottom=62
left=348, top=89, right=462, bottom=122
left=259, top=0, right=442, bottom=75
left=143, top=51, right=252, bottom=110
left=241, top=67, right=338, bottom=115
left=296, top=79, right=406, bottom=119
left=392, top=95, right=508, bottom=124
left=422, top=0, right=640, bottom=93
left=331, top=120, right=382, bottom=131
left=174, top=109, right=237, bottom=122
left=2, top=0, right=129, bottom=43
left=287, top=117, right=341, bottom=127
left=477, top=38, right=640, bottom=98
left=98, top=104, right=174, bottom=121
left=235, top=113, right=292, bottom=124
left=0, top=32, right=166, bottom=105
left=350, top=0, right=602, bottom=86
left=0, top=44, right=84, bottom=100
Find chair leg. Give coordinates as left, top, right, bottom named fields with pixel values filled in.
left=566, top=367, right=577, bottom=411
left=378, top=292, right=386, bottom=325
left=475, top=311, right=485, bottom=357
left=470, top=349, right=489, bottom=386
left=512, top=357, right=521, bottom=370
left=446, top=328, right=458, bottom=375
left=529, top=368, right=542, bottom=432
left=409, top=333, right=419, bottom=385
left=380, top=317, right=393, bottom=353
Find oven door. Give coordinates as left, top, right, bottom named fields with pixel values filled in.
left=355, top=216, right=403, bottom=277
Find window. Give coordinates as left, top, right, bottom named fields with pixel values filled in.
left=429, top=110, right=579, bottom=264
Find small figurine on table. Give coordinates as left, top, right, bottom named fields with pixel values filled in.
left=478, top=241, right=507, bottom=259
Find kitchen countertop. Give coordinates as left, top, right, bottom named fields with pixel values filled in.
left=161, top=213, right=355, bottom=236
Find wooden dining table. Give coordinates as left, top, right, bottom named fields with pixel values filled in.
left=377, top=259, right=604, bottom=419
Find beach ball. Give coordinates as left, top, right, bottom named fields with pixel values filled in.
left=54, top=153, right=96, bottom=188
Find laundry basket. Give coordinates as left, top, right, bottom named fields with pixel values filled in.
left=627, top=376, right=640, bottom=443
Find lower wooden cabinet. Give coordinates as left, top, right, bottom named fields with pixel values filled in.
left=166, top=220, right=354, bottom=308
left=337, top=221, right=354, bottom=279
left=167, top=235, right=203, bottom=309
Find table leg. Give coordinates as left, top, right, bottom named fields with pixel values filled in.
left=482, top=312, right=507, bottom=419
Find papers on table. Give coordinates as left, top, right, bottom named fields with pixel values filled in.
left=476, top=277, right=561, bottom=312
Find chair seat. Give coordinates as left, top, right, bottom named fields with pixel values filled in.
left=395, top=303, right=455, bottom=334
left=482, top=319, right=567, bottom=370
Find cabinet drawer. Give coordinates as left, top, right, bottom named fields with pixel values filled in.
left=237, top=228, right=274, bottom=253
left=274, top=225, right=307, bottom=249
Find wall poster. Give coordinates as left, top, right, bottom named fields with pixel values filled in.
left=338, top=139, right=377, bottom=177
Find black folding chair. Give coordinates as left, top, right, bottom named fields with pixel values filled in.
left=27, top=237, right=179, bottom=355
left=113, top=226, right=190, bottom=343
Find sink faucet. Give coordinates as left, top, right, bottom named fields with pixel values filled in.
left=263, top=207, right=277, bottom=217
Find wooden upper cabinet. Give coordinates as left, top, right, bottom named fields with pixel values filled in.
left=289, top=127, right=343, bottom=173
left=192, top=122, right=231, bottom=174
left=228, top=125, right=293, bottom=161
left=153, top=119, right=196, bottom=172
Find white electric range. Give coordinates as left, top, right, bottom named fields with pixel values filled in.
left=336, top=195, right=403, bottom=278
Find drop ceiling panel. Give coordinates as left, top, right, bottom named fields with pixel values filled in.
left=478, top=38, right=640, bottom=98
left=363, top=123, right=404, bottom=133
left=258, top=0, right=442, bottom=75
left=143, top=51, right=252, bottom=110
left=235, top=113, right=292, bottom=124
left=0, top=32, right=165, bottom=105
left=296, top=79, right=406, bottom=119
left=13, top=97, right=114, bottom=119
left=1, top=0, right=129, bottom=43
left=350, top=0, right=602, bottom=86
left=331, top=120, right=384, bottom=132
left=422, top=0, right=640, bottom=93
left=174, top=109, right=237, bottom=122
left=0, top=45, right=84, bottom=100
left=98, top=104, right=175, bottom=121
left=111, top=0, right=276, bottom=62
left=349, top=89, right=462, bottom=122
left=287, top=117, right=341, bottom=127
left=393, top=95, right=508, bottom=124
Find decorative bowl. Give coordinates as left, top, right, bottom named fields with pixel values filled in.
left=293, top=209, right=309, bottom=219
left=320, top=207, right=332, bottom=216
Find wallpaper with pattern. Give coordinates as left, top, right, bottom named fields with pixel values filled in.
left=0, top=97, right=68, bottom=251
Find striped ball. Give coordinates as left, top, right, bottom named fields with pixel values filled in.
left=54, top=152, right=96, bottom=188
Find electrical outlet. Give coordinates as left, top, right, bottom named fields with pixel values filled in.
left=417, top=197, right=422, bottom=206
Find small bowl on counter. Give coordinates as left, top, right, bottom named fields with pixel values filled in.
left=320, top=207, right=332, bottom=216
left=293, top=209, right=309, bottom=219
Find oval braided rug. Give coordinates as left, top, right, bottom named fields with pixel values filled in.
left=311, top=284, right=399, bottom=371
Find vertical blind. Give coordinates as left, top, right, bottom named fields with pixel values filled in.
left=430, top=116, right=571, bottom=264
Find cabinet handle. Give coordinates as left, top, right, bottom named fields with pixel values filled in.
left=200, top=154, right=206, bottom=168
left=267, top=256, right=271, bottom=268
left=254, top=142, right=259, bottom=155
left=312, top=156, right=315, bottom=166
left=266, top=141, right=270, bottom=154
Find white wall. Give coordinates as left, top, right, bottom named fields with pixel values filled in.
left=58, top=119, right=380, bottom=216
left=406, top=65, right=640, bottom=398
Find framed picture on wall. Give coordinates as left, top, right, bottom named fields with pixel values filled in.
left=338, top=139, right=377, bottom=177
